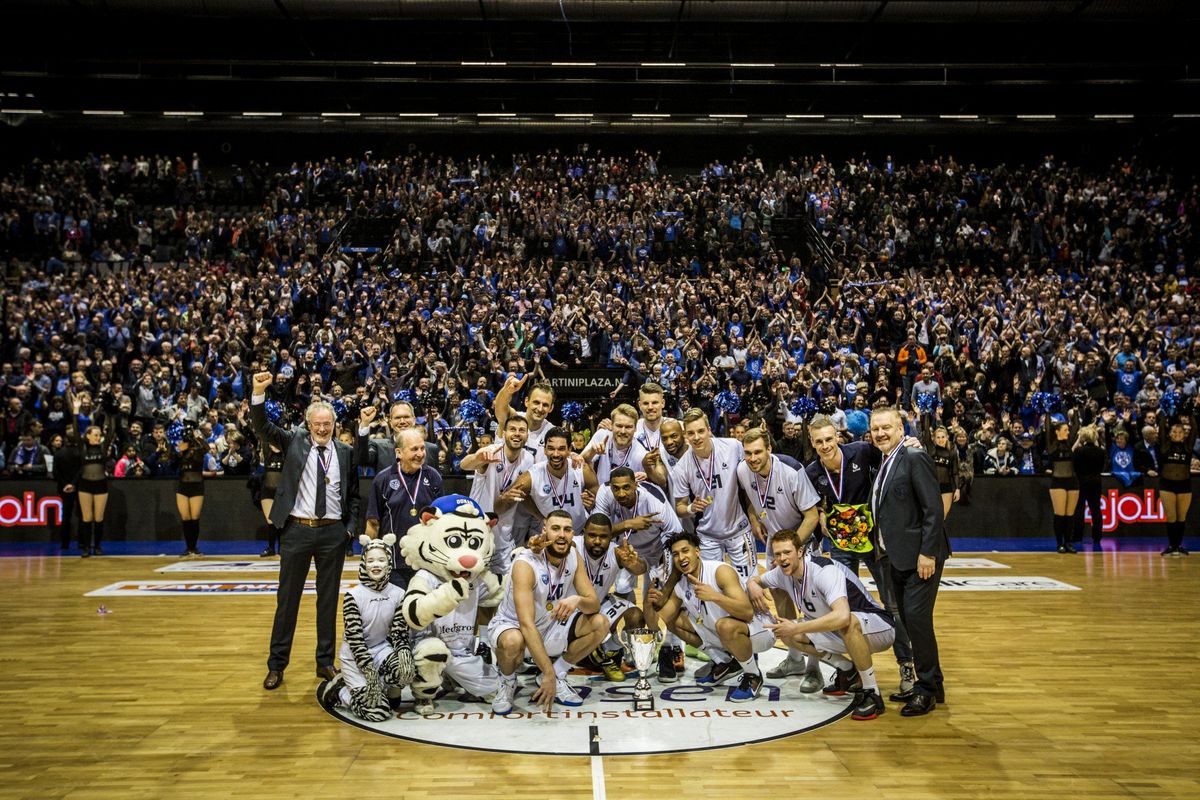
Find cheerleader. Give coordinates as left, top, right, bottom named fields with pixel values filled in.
left=1045, top=411, right=1080, bottom=554
left=920, top=418, right=960, bottom=522
left=175, top=424, right=207, bottom=557
left=1159, top=403, right=1197, bottom=556
left=259, top=442, right=284, bottom=557
left=67, top=389, right=114, bottom=557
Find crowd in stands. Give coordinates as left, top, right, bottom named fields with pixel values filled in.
left=2, top=147, right=1198, bottom=488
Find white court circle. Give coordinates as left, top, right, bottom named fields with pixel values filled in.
left=322, top=649, right=854, bottom=755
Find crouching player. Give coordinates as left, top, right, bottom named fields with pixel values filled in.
left=649, top=531, right=776, bottom=702
left=749, top=529, right=895, bottom=720
left=485, top=510, right=608, bottom=715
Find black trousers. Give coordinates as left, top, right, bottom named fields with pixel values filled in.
left=267, top=520, right=347, bottom=673
left=57, top=490, right=78, bottom=548
left=890, top=558, right=944, bottom=697
left=1078, top=481, right=1104, bottom=541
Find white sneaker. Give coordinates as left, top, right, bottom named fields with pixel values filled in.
left=492, top=678, right=516, bottom=715
left=898, top=661, right=916, bottom=693
left=766, top=655, right=810, bottom=679
left=553, top=678, right=584, bottom=707
left=798, top=672, right=824, bottom=694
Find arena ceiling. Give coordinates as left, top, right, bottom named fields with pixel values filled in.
left=1, top=0, right=1196, bottom=132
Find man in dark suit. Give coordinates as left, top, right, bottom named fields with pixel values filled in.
left=869, top=407, right=949, bottom=716
left=249, top=371, right=360, bottom=691
left=355, top=401, right=438, bottom=473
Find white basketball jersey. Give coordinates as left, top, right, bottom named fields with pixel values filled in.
left=528, top=460, right=589, bottom=531
left=469, top=445, right=534, bottom=546
left=586, top=429, right=649, bottom=484
left=494, top=548, right=579, bottom=630
left=672, top=559, right=735, bottom=635
left=593, top=483, right=682, bottom=561
left=412, top=569, right=486, bottom=655
left=670, top=437, right=750, bottom=540
left=635, top=419, right=663, bottom=453
left=735, top=455, right=821, bottom=534
left=759, top=554, right=885, bottom=621
left=573, top=539, right=620, bottom=599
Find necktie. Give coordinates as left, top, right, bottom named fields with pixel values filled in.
left=315, top=445, right=328, bottom=518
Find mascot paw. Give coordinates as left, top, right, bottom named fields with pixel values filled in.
left=382, top=646, right=416, bottom=687
left=414, top=698, right=435, bottom=716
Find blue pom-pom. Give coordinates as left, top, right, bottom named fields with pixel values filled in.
left=166, top=420, right=186, bottom=446
left=790, top=396, right=818, bottom=421
left=1161, top=391, right=1181, bottom=418
left=561, top=401, right=584, bottom=423
left=331, top=399, right=349, bottom=421
left=915, top=392, right=939, bottom=415
left=264, top=399, right=283, bottom=424
left=714, top=390, right=741, bottom=415
left=396, top=389, right=417, bottom=403
left=458, top=399, right=486, bottom=424
left=1032, top=392, right=1060, bottom=415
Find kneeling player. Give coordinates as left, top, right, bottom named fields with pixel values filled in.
left=485, top=511, right=608, bottom=714
left=571, top=513, right=648, bottom=680
left=649, top=531, right=775, bottom=702
left=752, top=530, right=895, bottom=720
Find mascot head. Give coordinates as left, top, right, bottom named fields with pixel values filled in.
left=400, top=494, right=496, bottom=582
left=357, top=532, right=396, bottom=591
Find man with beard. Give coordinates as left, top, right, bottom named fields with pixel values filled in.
left=461, top=414, right=534, bottom=573
left=495, top=374, right=559, bottom=546
left=499, top=427, right=598, bottom=533
left=593, top=467, right=685, bottom=681
left=647, top=417, right=689, bottom=496
left=486, top=511, right=607, bottom=715
left=580, top=403, right=651, bottom=484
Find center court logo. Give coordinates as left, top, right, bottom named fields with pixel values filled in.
left=322, top=650, right=852, bottom=755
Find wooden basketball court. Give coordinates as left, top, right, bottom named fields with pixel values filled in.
left=2, top=551, right=1197, bottom=800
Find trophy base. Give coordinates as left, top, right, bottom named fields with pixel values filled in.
left=633, top=696, right=656, bottom=712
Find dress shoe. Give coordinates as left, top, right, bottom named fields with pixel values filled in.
left=263, top=670, right=284, bottom=690
left=891, top=685, right=945, bottom=704
left=315, top=665, right=339, bottom=681
left=900, top=693, right=937, bottom=716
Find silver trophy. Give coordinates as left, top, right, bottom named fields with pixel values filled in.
left=618, top=627, right=664, bottom=711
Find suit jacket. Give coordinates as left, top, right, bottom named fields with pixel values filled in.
left=873, top=446, right=949, bottom=571
left=355, top=429, right=438, bottom=473
left=250, top=401, right=360, bottom=531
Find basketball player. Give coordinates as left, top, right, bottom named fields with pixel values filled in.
left=486, top=510, right=607, bottom=715
left=499, top=427, right=598, bottom=532
left=461, top=415, right=533, bottom=573
left=647, top=417, right=689, bottom=501
left=581, top=404, right=651, bottom=484
left=671, top=409, right=765, bottom=578
left=649, top=531, right=776, bottom=702
left=593, top=466, right=686, bottom=680
left=636, top=384, right=669, bottom=485
left=736, top=427, right=823, bottom=687
left=494, top=373, right=557, bottom=462
left=752, top=530, right=896, bottom=721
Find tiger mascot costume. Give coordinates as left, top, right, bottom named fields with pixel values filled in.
left=400, top=494, right=505, bottom=714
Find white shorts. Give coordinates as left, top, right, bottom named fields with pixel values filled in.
left=441, top=650, right=501, bottom=697
left=598, top=595, right=635, bottom=631
left=699, top=529, right=756, bottom=579
left=689, top=613, right=776, bottom=660
left=805, top=611, right=895, bottom=657
left=485, top=611, right=580, bottom=659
